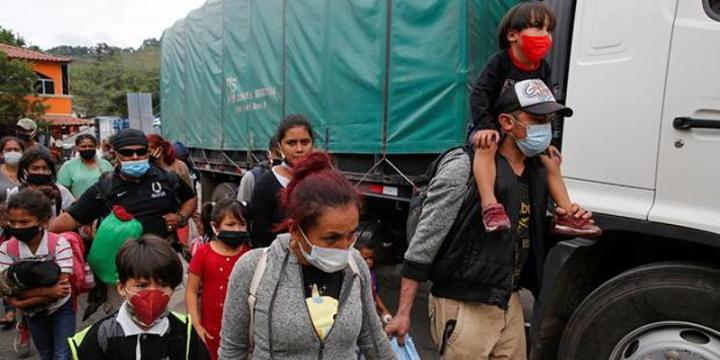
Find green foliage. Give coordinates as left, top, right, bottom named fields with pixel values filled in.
left=0, top=52, right=46, bottom=127
left=48, top=39, right=161, bottom=118
left=0, top=25, right=26, bottom=47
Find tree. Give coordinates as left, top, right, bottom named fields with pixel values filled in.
left=0, top=26, right=26, bottom=47
left=0, top=52, right=46, bottom=128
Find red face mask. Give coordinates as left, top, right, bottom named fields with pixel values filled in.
left=519, top=34, right=552, bottom=64
left=126, top=288, right=171, bottom=328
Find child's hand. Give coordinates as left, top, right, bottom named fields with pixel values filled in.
left=193, top=323, right=214, bottom=345
left=473, top=130, right=500, bottom=149
left=547, top=145, right=562, bottom=165
left=48, top=281, right=71, bottom=299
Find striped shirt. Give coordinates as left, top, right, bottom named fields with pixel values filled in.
left=0, top=231, right=73, bottom=314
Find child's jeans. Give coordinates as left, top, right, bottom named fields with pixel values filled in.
left=26, top=300, right=76, bottom=360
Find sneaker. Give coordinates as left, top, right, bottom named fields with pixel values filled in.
left=552, top=214, right=602, bottom=237
left=482, top=203, right=512, bottom=232
left=13, top=318, right=31, bottom=358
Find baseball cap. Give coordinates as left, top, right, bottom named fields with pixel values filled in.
left=494, top=79, right=573, bottom=117
left=16, top=118, right=38, bottom=132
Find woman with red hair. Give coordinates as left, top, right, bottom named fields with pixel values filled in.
left=219, top=152, right=393, bottom=359
left=147, top=134, right=193, bottom=187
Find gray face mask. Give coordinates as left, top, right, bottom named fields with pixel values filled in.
left=298, top=227, right=353, bottom=273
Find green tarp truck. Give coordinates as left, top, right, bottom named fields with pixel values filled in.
left=161, top=0, right=520, bottom=205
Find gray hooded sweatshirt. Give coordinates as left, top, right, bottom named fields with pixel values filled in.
left=219, top=234, right=395, bottom=359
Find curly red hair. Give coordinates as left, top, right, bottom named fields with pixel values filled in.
left=146, top=134, right=176, bottom=165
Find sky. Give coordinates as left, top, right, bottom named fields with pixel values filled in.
left=0, top=0, right=207, bottom=49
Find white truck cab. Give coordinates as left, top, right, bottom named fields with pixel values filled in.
left=531, top=0, right=720, bottom=359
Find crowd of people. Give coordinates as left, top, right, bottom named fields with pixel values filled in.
left=0, top=3, right=602, bottom=360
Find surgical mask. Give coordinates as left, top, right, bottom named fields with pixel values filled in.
left=125, top=288, right=171, bottom=328
left=510, top=117, right=552, bottom=157
left=520, top=34, right=552, bottom=64
left=3, top=151, right=22, bottom=167
left=6, top=226, right=42, bottom=243
left=120, top=159, right=150, bottom=177
left=79, top=149, right=96, bottom=160
left=216, top=229, right=251, bottom=248
left=298, top=226, right=353, bottom=273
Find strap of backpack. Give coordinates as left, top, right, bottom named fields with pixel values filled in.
left=6, top=238, right=19, bottom=261
left=248, top=248, right=269, bottom=351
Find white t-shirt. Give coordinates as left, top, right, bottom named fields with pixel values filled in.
left=0, top=231, right=74, bottom=314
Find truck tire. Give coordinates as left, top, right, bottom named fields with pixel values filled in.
left=211, top=182, right=237, bottom=202
left=558, top=262, right=720, bottom=360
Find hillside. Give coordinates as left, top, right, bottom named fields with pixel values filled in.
left=47, top=39, right=161, bottom=118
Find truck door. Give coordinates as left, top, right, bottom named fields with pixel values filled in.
left=649, top=0, right=720, bottom=235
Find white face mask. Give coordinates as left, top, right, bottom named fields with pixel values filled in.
left=298, top=226, right=353, bottom=273
left=3, top=151, right=22, bottom=167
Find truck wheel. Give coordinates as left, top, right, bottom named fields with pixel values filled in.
left=558, top=262, right=720, bottom=360
left=211, top=182, right=237, bottom=202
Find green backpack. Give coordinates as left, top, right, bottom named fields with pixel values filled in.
left=87, top=206, right=143, bottom=284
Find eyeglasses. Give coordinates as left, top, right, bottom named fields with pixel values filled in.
left=116, top=148, right=148, bottom=157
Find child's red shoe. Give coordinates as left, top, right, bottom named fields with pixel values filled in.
left=482, top=203, right=512, bottom=232
left=552, top=214, right=602, bottom=237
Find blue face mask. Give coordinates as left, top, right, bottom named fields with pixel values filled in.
left=511, top=117, right=552, bottom=157
left=120, top=159, right=150, bottom=177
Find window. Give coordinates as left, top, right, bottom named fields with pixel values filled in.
left=33, top=73, right=55, bottom=95
left=705, top=0, right=720, bottom=21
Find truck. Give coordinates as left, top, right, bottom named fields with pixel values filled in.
left=160, top=0, right=720, bottom=358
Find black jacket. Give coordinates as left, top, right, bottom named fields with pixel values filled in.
left=405, top=153, right=553, bottom=310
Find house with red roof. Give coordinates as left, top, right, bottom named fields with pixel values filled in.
left=0, top=43, right=91, bottom=128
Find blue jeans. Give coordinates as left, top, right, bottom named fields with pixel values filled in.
left=26, top=300, right=76, bottom=360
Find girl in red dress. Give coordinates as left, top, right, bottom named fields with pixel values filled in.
left=186, top=199, right=251, bottom=359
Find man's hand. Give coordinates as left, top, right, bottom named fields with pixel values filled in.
left=473, top=130, right=500, bottom=150
left=556, top=203, right=594, bottom=222
left=48, top=281, right=71, bottom=299
left=384, top=312, right=411, bottom=345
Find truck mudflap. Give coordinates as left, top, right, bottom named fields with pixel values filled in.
left=528, top=237, right=601, bottom=360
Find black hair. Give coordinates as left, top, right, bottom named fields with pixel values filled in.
left=75, top=134, right=97, bottom=146
left=274, top=114, right=315, bottom=144
left=201, top=199, right=248, bottom=238
left=6, top=188, right=52, bottom=222
left=497, top=2, right=557, bottom=49
left=268, top=135, right=279, bottom=152
left=0, top=136, right=25, bottom=152
left=116, top=234, right=183, bottom=288
left=17, top=149, right=57, bottom=183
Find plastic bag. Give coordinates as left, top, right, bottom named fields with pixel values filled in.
left=87, top=206, right=143, bottom=284
left=390, top=335, right=422, bottom=360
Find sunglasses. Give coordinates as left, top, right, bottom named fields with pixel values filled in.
left=116, top=148, right=148, bottom=157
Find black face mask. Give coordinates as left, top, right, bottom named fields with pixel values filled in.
left=271, top=159, right=283, bottom=166
left=16, top=133, right=31, bottom=143
left=217, top=231, right=251, bottom=248
left=6, top=226, right=42, bottom=243
left=79, top=149, right=96, bottom=160
left=25, top=173, right=53, bottom=186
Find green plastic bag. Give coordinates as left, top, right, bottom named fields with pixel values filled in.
left=87, top=206, right=143, bottom=284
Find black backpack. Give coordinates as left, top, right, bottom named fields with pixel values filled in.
left=405, top=146, right=473, bottom=243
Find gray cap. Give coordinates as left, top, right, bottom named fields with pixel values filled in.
left=16, top=118, right=38, bottom=131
